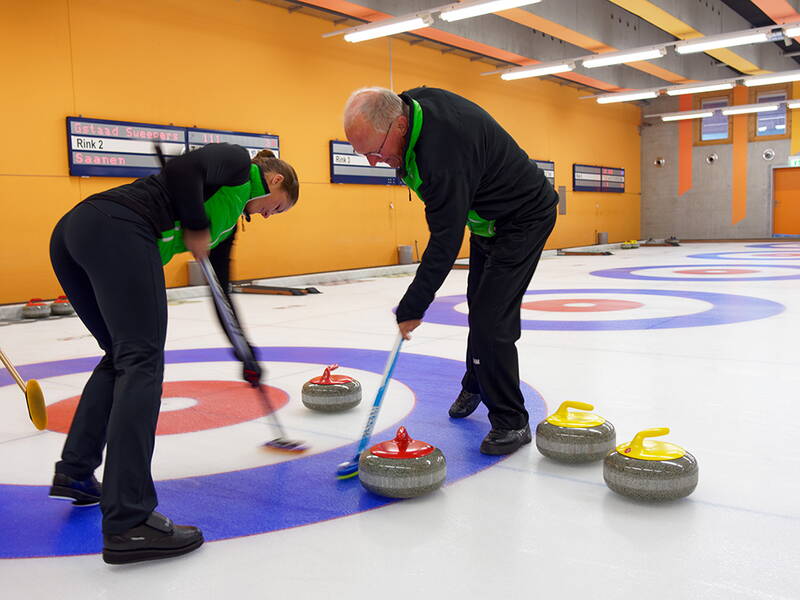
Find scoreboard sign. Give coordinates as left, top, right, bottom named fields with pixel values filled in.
left=67, top=117, right=185, bottom=177
left=187, top=129, right=279, bottom=159
left=67, top=117, right=280, bottom=177
left=573, top=163, right=625, bottom=193
left=330, top=140, right=402, bottom=185
left=533, top=159, right=555, bottom=188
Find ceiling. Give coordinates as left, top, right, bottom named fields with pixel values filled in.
left=257, top=0, right=800, bottom=93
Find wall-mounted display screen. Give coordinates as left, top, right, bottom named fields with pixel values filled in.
left=573, top=163, right=625, bottom=193
left=329, top=140, right=402, bottom=185
left=67, top=117, right=279, bottom=177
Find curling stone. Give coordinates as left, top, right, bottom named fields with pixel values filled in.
left=51, top=295, right=74, bottom=316
left=604, top=428, right=698, bottom=501
left=21, top=298, right=50, bottom=319
left=535, top=401, right=616, bottom=463
left=358, top=426, right=446, bottom=498
left=301, top=364, right=361, bottom=412
left=620, top=240, right=639, bottom=249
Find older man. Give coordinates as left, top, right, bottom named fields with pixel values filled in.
left=344, top=86, right=557, bottom=455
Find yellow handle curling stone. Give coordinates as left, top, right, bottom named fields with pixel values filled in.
left=535, top=401, right=616, bottom=463
left=603, top=428, right=698, bottom=501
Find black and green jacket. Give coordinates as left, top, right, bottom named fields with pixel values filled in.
left=87, top=143, right=265, bottom=277
left=396, top=87, right=557, bottom=323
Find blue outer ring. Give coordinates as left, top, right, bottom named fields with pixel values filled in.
left=688, top=251, right=800, bottom=261
left=590, top=264, right=800, bottom=282
left=747, top=243, right=800, bottom=249
left=0, top=346, right=544, bottom=559
left=422, top=288, right=784, bottom=331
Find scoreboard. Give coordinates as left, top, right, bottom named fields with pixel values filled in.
left=67, top=117, right=279, bottom=177
left=329, top=140, right=402, bottom=185
left=533, top=159, right=555, bottom=188
left=573, top=163, right=625, bottom=193
left=186, top=129, right=279, bottom=159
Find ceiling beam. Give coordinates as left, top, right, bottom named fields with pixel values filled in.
left=607, top=0, right=799, bottom=73
left=305, top=0, right=672, bottom=90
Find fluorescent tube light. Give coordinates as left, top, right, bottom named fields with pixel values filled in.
left=784, top=24, right=800, bottom=38
left=721, top=103, right=779, bottom=116
left=661, top=110, right=714, bottom=121
left=501, top=62, right=574, bottom=80
left=439, top=0, right=541, bottom=22
left=788, top=100, right=800, bottom=109
left=344, top=15, right=434, bottom=42
left=596, top=90, right=659, bottom=104
left=665, top=81, right=735, bottom=96
left=583, top=47, right=666, bottom=69
left=675, top=31, right=769, bottom=54
left=744, top=69, right=800, bottom=87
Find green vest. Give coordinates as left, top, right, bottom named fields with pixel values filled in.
left=400, top=98, right=496, bottom=238
left=157, top=164, right=266, bottom=265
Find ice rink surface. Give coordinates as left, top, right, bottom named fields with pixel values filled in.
left=1, top=242, right=799, bottom=599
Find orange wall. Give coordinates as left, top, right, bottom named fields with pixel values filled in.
left=0, top=0, right=641, bottom=304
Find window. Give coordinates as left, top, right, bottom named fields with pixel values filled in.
left=699, top=97, right=729, bottom=141
left=755, top=90, right=787, bottom=138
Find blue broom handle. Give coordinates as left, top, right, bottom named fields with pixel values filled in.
left=354, top=333, right=403, bottom=456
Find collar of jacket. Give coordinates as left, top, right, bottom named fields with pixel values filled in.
left=398, top=93, right=423, bottom=187
left=243, top=163, right=268, bottom=222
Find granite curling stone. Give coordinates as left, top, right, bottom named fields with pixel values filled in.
left=51, top=295, right=74, bottom=316
left=604, top=428, right=698, bottom=501
left=22, top=298, right=50, bottom=319
left=620, top=240, right=640, bottom=249
left=301, top=364, right=361, bottom=412
left=535, top=401, right=616, bottom=463
left=358, top=426, right=446, bottom=499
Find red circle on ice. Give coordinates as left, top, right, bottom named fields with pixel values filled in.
left=673, top=268, right=759, bottom=275
left=46, top=380, right=289, bottom=435
left=521, top=298, right=644, bottom=312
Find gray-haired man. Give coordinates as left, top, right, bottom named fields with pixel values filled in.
left=344, top=86, right=557, bottom=455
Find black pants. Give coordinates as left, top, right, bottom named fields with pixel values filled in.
left=50, top=198, right=167, bottom=534
left=460, top=204, right=557, bottom=430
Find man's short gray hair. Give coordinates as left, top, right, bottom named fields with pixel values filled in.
left=344, top=87, right=404, bottom=132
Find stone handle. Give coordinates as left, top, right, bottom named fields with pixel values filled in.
left=555, top=400, right=594, bottom=419
left=630, top=428, right=670, bottom=454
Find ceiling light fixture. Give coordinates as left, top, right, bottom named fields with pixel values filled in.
left=788, top=100, right=800, bottom=109
left=784, top=24, right=800, bottom=38
left=439, top=0, right=541, bottom=22
left=583, top=47, right=666, bottom=69
left=660, top=110, right=715, bottom=121
left=500, top=61, right=574, bottom=80
left=596, top=90, right=660, bottom=104
left=675, top=31, right=770, bottom=54
left=744, top=69, right=800, bottom=87
left=343, top=14, right=434, bottom=42
left=665, top=81, right=735, bottom=96
left=721, top=103, right=780, bottom=116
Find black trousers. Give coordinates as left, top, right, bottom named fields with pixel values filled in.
left=50, top=198, right=167, bottom=534
left=460, top=204, right=557, bottom=430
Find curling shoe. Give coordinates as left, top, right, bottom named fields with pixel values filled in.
left=103, top=511, right=203, bottom=565
left=448, top=389, right=482, bottom=418
left=49, top=473, right=102, bottom=507
left=479, top=424, right=532, bottom=455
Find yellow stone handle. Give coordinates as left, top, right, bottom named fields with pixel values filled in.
left=630, top=428, right=670, bottom=453
left=555, top=401, right=594, bottom=419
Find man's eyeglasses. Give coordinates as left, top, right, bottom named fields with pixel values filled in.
left=357, top=118, right=396, bottom=160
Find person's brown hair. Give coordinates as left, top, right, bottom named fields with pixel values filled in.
left=252, top=149, right=299, bottom=205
